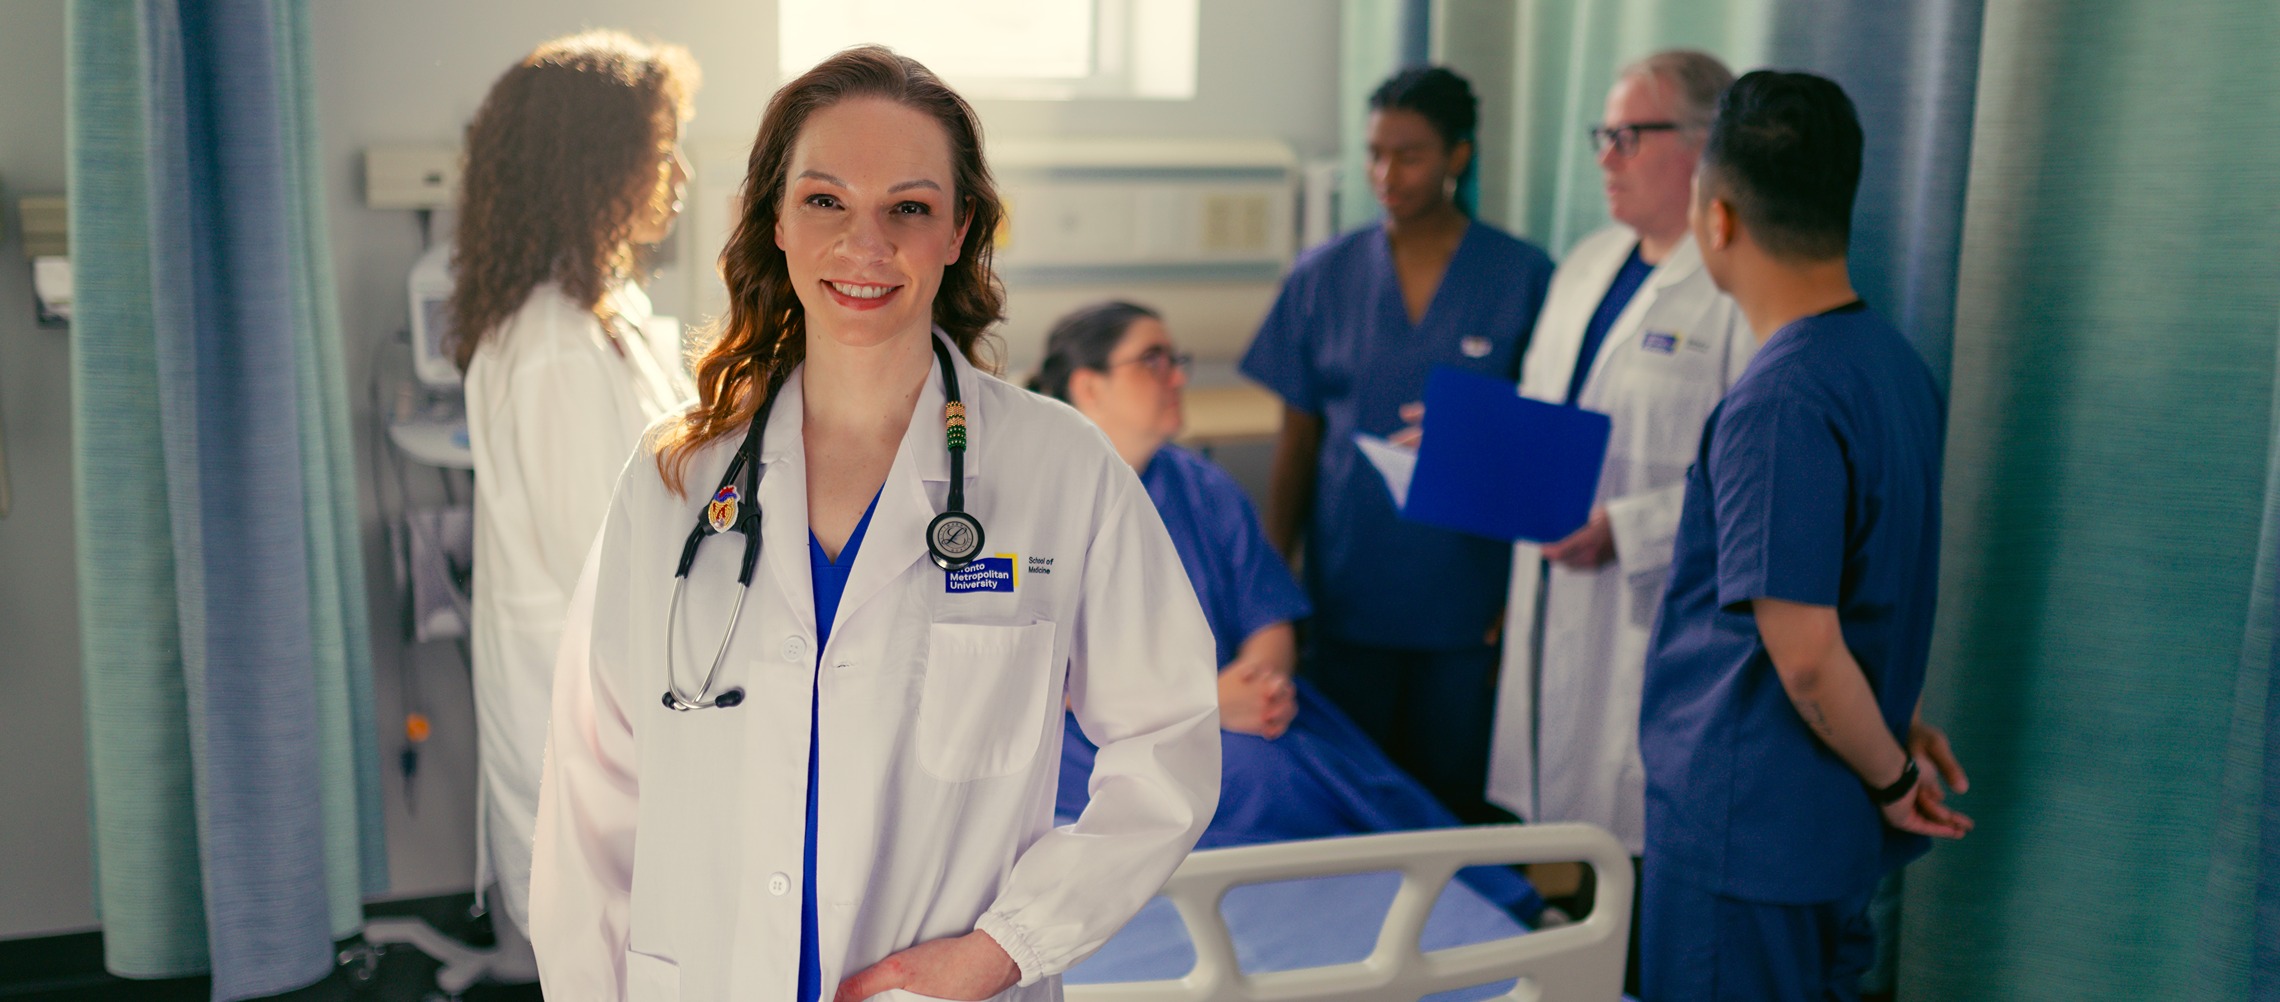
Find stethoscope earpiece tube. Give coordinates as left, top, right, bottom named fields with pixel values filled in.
left=927, top=336, right=984, bottom=571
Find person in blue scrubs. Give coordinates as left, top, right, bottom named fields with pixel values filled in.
left=1032, top=302, right=1544, bottom=920
left=1635, top=72, right=1973, bottom=1001
left=1242, top=67, right=1555, bottom=823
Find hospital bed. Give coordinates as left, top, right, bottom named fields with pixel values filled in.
left=1066, top=823, right=1633, bottom=1002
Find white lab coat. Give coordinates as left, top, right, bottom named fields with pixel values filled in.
left=465, top=281, right=692, bottom=932
left=530, top=332, right=1222, bottom=1001
left=1486, top=228, right=1754, bottom=853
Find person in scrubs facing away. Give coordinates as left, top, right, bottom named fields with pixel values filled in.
left=1242, top=66, right=1555, bottom=822
left=1482, top=50, right=1752, bottom=993
left=455, top=29, right=698, bottom=952
left=1636, top=71, right=1972, bottom=1001
left=531, top=48, right=1219, bottom=1002
left=1032, top=302, right=1544, bottom=920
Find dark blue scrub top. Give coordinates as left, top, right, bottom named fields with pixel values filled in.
left=799, top=492, right=882, bottom=1002
left=1141, top=445, right=1313, bottom=664
left=1564, top=244, right=1654, bottom=406
left=1639, top=303, right=1945, bottom=904
left=1240, top=221, right=1554, bottom=649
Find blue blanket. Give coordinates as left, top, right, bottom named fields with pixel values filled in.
left=1058, top=679, right=1544, bottom=920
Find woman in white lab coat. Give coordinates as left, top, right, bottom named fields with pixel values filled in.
left=454, top=30, right=699, bottom=939
left=529, top=47, right=1220, bottom=1002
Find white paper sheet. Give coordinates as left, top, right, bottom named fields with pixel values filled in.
left=1354, top=432, right=1419, bottom=508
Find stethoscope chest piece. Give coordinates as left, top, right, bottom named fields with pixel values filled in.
left=927, top=510, right=986, bottom=570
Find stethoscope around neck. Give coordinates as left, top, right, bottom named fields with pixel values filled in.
left=661, top=335, right=985, bottom=711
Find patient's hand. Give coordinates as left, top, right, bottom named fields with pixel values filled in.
left=1219, top=660, right=1296, bottom=739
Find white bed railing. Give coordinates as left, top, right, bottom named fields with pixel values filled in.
left=1066, top=823, right=1631, bottom=1002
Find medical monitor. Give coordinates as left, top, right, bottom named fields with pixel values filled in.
left=407, top=242, right=460, bottom=388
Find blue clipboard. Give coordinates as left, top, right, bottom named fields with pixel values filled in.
left=1402, top=366, right=1612, bottom=544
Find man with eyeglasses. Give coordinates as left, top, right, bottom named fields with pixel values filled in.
left=1481, top=49, right=1755, bottom=994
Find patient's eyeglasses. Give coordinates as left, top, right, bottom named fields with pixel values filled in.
left=1588, top=121, right=1684, bottom=158
left=1108, top=345, right=1194, bottom=380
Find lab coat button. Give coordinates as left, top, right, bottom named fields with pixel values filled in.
left=782, top=636, right=807, bottom=662
left=769, top=872, right=790, bottom=896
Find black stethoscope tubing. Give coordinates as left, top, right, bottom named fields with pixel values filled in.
left=661, top=336, right=982, bottom=711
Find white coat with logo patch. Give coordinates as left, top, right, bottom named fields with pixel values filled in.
left=529, top=332, right=1221, bottom=1001
left=1487, top=227, right=1754, bottom=853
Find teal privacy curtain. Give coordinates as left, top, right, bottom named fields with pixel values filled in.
left=68, top=0, right=384, bottom=998
left=1903, top=1, right=2280, bottom=997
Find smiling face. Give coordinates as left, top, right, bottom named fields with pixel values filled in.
left=774, top=96, right=971, bottom=350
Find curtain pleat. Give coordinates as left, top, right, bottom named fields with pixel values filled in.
left=69, top=1, right=383, bottom=997
left=2261, top=503, right=2280, bottom=999
left=271, top=0, right=389, bottom=930
left=69, top=0, right=210, bottom=976
left=1763, top=0, right=1985, bottom=387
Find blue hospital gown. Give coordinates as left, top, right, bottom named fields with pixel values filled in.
left=1055, top=445, right=1542, bottom=918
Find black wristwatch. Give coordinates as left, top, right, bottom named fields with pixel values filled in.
left=1867, top=757, right=1919, bottom=807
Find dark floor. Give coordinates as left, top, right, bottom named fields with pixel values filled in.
left=0, top=896, right=541, bottom=1002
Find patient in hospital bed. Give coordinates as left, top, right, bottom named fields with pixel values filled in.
left=1028, top=301, right=1544, bottom=922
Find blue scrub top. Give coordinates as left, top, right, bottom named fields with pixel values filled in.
left=1240, top=221, right=1554, bottom=649
left=1639, top=303, right=1944, bottom=904
left=1141, top=445, right=1313, bottom=663
left=1564, top=244, right=1653, bottom=406
left=800, top=492, right=883, bottom=1002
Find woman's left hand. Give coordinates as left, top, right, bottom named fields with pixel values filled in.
left=834, top=930, right=1021, bottom=1002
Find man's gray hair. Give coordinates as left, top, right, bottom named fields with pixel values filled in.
left=1618, top=49, right=1735, bottom=129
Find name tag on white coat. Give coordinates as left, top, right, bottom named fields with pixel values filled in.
left=945, top=554, right=1019, bottom=593
left=1644, top=328, right=1713, bottom=356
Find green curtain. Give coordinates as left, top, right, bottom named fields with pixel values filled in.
left=1903, top=1, right=2280, bottom=997
left=69, top=0, right=383, bottom=997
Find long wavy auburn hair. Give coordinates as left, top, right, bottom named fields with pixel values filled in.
left=652, top=46, right=1006, bottom=494
left=448, top=30, right=698, bottom=371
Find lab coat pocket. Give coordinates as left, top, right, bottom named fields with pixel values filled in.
left=919, top=621, right=1057, bottom=781
left=623, top=949, right=679, bottom=1001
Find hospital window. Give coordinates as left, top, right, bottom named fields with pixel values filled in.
left=777, top=0, right=1200, bottom=100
